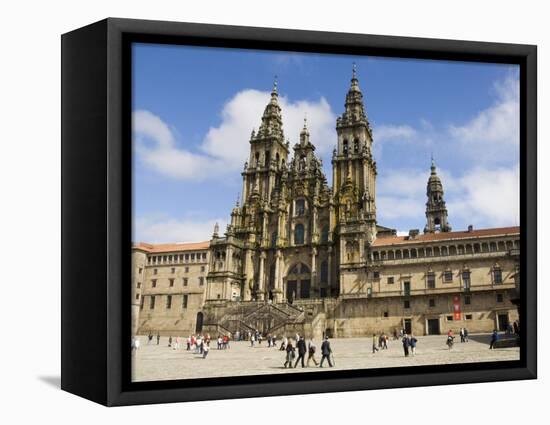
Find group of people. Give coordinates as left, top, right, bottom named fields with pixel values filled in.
left=283, top=335, right=334, bottom=368
left=372, top=333, right=389, bottom=353
left=216, top=335, right=231, bottom=350
left=401, top=334, right=418, bottom=356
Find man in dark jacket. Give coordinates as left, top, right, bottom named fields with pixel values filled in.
left=294, top=336, right=307, bottom=368
left=402, top=334, right=410, bottom=357
left=489, top=329, right=498, bottom=349
left=320, top=336, right=333, bottom=367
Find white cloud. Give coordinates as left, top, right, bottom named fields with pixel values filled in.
left=375, top=124, right=418, bottom=143
left=450, top=74, right=519, bottom=163
left=134, top=214, right=228, bottom=244
left=133, top=110, right=225, bottom=180
left=133, top=90, right=336, bottom=180
left=447, top=165, right=520, bottom=227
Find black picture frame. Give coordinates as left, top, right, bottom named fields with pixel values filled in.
left=61, top=17, right=537, bottom=406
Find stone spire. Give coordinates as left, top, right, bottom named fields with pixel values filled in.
left=299, top=113, right=310, bottom=146
left=424, top=158, right=451, bottom=233
left=338, top=63, right=369, bottom=128
left=256, top=77, right=284, bottom=141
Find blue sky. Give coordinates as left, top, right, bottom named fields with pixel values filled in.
left=132, top=43, right=519, bottom=243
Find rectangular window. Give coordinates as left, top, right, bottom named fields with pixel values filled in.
left=446, top=315, right=453, bottom=321
left=171, top=267, right=175, bottom=274
left=182, top=294, right=188, bottom=309
left=444, top=271, right=453, bottom=283
left=403, top=281, right=411, bottom=296
left=150, top=296, right=155, bottom=309
left=404, top=300, right=410, bottom=309
left=465, top=295, right=471, bottom=305
left=429, top=298, right=435, bottom=307
left=191, top=253, right=195, bottom=261
left=140, top=296, right=144, bottom=310
left=135, top=293, right=140, bottom=300
left=202, top=253, right=207, bottom=260
left=153, top=268, right=158, bottom=275
left=185, top=254, right=189, bottom=261
left=295, top=199, right=305, bottom=216
left=427, top=272, right=436, bottom=289
left=201, top=266, right=205, bottom=272
left=137, top=282, right=141, bottom=289
left=185, top=266, right=189, bottom=273
left=387, top=277, right=394, bottom=284
left=465, top=314, right=473, bottom=320
left=494, top=269, right=503, bottom=284
left=383, top=311, right=389, bottom=318
left=138, top=267, right=142, bottom=274
left=166, top=295, right=172, bottom=309
left=169, top=278, right=174, bottom=287
left=151, top=279, right=157, bottom=288
left=199, top=277, right=204, bottom=286
left=462, top=271, right=471, bottom=290
left=183, top=278, right=188, bottom=286
left=373, top=271, right=380, bottom=279
left=496, top=293, right=503, bottom=303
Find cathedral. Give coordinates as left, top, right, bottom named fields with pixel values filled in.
left=132, top=68, right=520, bottom=338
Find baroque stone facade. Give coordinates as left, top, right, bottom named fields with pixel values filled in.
left=132, top=68, right=520, bottom=338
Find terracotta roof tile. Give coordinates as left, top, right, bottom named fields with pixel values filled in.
left=372, top=226, right=519, bottom=247
left=133, top=241, right=210, bottom=253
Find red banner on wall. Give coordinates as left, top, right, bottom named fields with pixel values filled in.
left=453, top=295, right=461, bottom=321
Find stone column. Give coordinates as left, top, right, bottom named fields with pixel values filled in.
left=257, top=251, right=266, bottom=301
left=311, top=246, right=318, bottom=295
left=327, top=246, right=333, bottom=296
left=243, top=249, right=253, bottom=301
left=274, top=249, right=282, bottom=303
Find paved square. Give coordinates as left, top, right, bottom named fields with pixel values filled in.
left=131, top=334, right=519, bottom=381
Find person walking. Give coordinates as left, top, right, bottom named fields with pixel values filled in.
left=383, top=334, right=388, bottom=350
left=284, top=340, right=295, bottom=368
left=307, top=339, right=318, bottom=367
left=294, top=336, right=307, bottom=368
left=202, top=341, right=210, bottom=359
left=320, top=336, right=333, bottom=368
left=410, top=334, right=418, bottom=356
left=147, top=332, right=153, bottom=345
left=168, top=336, right=172, bottom=347
left=186, top=335, right=191, bottom=350
left=402, top=334, right=410, bottom=357
left=372, top=334, right=379, bottom=353
left=460, top=328, right=465, bottom=343
left=280, top=336, right=287, bottom=351
left=250, top=334, right=255, bottom=347
left=489, top=329, right=498, bottom=349
left=464, top=328, right=469, bottom=342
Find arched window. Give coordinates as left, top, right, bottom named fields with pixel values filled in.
left=294, top=224, right=305, bottom=245
left=321, top=225, right=329, bottom=243
left=343, top=140, right=349, bottom=155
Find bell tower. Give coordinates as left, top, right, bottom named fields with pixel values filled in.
left=332, top=64, right=377, bottom=242
left=424, top=158, right=451, bottom=233
left=241, top=79, right=290, bottom=205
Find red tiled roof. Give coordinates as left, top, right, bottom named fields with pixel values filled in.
left=372, top=226, right=519, bottom=247
left=133, top=241, right=210, bottom=253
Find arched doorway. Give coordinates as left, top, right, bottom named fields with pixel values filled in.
left=195, top=312, right=204, bottom=333
left=286, top=263, right=311, bottom=303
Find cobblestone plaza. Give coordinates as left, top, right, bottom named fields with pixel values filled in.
left=131, top=334, right=519, bottom=382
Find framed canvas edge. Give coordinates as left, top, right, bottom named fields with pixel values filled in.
left=63, top=18, right=537, bottom=406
